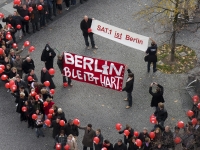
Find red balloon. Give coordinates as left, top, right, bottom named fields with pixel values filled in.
left=45, top=119, right=51, bottom=127
left=44, top=81, right=50, bottom=87
left=24, top=15, right=29, bottom=21
left=134, top=131, right=139, bottom=137
left=174, top=137, right=181, bottom=144
left=10, top=85, right=17, bottom=92
left=6, top=34, right=12, bottom=40
left=0, top=64, right=5, bottom=70
left=14, top=0, right=21, bottom=5
left=35, top=94, right=40, bottom=100
left=115, top=123, right=122, bottom=131
left=27, top=76, right=33, bottom=81
left=56, top=144, right=61, bottom=150
left=9, top=80, right=15, bottom=86
left=177, top=121, right=184, bottom=128
left=64, top=144, right=70, bottom=150
left=73, top=118, right=80, bottom=126
left=12, top=43, right=17, bottom=48
left=49, top=108, right=54, bottom=114
left=16, top=24, right=21, bottom=29
left=1, top=74, right=8, bottom=80
left=63, top=82, right=68, bottom=87
left=0, top=48, right=4, bottom=55
left=88, top=28, right=92, bottom=33
left=192, top=95, right=199, bottom=102
left=47, top=113, right=52, bottom=119
left=43, top=101, right=48, bottom=107
left=32, top=114, right=37, bottom=120
left=49, top=68, right=55, bottom=75
left=29, top=46, right=35, bottom=52
left=28, top=7, right=33, bottom=12
left=37, top=5, right=43, bottom=10
left=93, top=137, right=100, bottom=144
left=187, top=110, right=194, bottom=117
left=5, top=83, right=10, bottom=89
left=0, top=13, right=4, bottom=18
left=6, top=31, right=11, bottom=35
left=149, top=132, right=155, bottom=139
left=198, top=103, right=200, bottom=109
left=59, top=120, right=65, bottom=126
left=31, top=91, right=36, bottom=97
left=124, top=130, right=130, bottom=136
left=101, top=148, right=107, bottom=150
left=50, top=89, right=55, bottom=95
left=150, top=117, right=157, bottom=124
left=22, top=106, right=27, bottom=112
left=192, top=118, right=198, bottom=125
left=24, top=41, right=30, bottom=47
left=135, top=139, right=142, bottom=148
left=0, top=68, right=4, bottom=74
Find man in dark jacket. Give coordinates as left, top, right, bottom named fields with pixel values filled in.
left=162, top=126, right=174, bottom=149
left=38, top=0, right=48, bottom=28
left=22, top=57, right=35, bottom=74
left=114, top=139, right=127, bottom=150
left=78, top=123, right=96, bottom=150
left=119, top=124, right=134, bottom=145
left=51, top=116, right=61, bottom=138
left=94, top=129, right=103, bottom=150
left=122, top=67, right=134, bottom=109
left=146, top=38, right=157, bottom=73
left=41, top=44, right=56, bottom=70
left=138, top=127, right=149, bottom=143
left=103, top=140, right=114, bottom=150
left=57, top=54, right=72, bottom=86
left=24, top=69, right=38, bottom=89
left=40, top=67, right=56, bottom=89
left=64, top=119, right=79, bottom=137
left=149, top=82, right=165, bottom=108
left=154, top=103, right=168, bottom=129
left=80, top=15, right=98, bottom=50
left=30, top=4, right=40, bottom=33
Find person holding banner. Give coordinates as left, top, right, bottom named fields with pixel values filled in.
left=146, top=38, right=157, bottom=73
left=80, top=15, right=98, bottom=50
left=122, top=67, right=134, bottom=109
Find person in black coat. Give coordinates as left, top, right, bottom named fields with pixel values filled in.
left=103, top=140, right=114, bottom=150
left=146, top=38, right=157, bottom=73
left=51, top=116, right=62, bottom=138
left=119, top=124, right=134, bottom=145
left=24, top=69, right=38, bottom=89
left=40, top=67, right=56, bottom=89
left=30, top=4, right=40, bottom=33
left=38, top=0, right=48, bottom=28
left=154, top=103, right=168, bottom=129
left=80, top=15, right=98, bottom=50
left=57, top=54, right=72, bottom=86
left=22, top=57, right=35, bottom=74
left=138, top=128, right=149, bottom=143
left=128, top=137, right=139, bottom=150
left=122, top=67, right=134, bottom=109
left=94, top=129, right=104, bottom=150
left=64, top=119, right=79, bottom=137
left=27, top=100, right=35, bottom=129
left=114, top=139, right=127, bottom=150
left=149, top=82, right=164, bottom=108
left=41, top=44, right=56, bottom=70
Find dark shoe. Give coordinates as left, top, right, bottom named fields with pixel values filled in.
left=42, top=135, right=45, bottom=137
left=148, top=70, right=150, bottom=73
left=153, top=69, right=157, bottom=73
left=33, top=31, right=36, bottom=33
left=27, top=32, right=30, bottom=34
left=36, top=29, right=40, bottom=31
left=49, top=18, right=53, bottom=21
left=37, top=135, right=39, bottom=138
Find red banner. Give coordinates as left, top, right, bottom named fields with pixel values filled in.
left=62, top=52, right=125, bottom=91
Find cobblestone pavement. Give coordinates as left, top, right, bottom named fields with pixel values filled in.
left=0, top=0, right=196, bottom=149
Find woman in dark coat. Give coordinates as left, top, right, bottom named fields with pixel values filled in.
left=41, top=44, right=56, bottom=70
left=40, top=67, right=56, bottom=89
left=128, top=137, right=139, bottom=150
left=149, top=82, right=164, bottom=108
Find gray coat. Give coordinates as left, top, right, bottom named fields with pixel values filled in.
left=79, top=127, right=96, bottom=148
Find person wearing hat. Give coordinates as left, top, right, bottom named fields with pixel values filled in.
left=122, top=66, right=134, bottom=109
left=78, top=123, right=96, bottom=150
left=114, top=139, right=127, bottom=150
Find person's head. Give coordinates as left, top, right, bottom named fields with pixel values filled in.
left=68, top=119, right=73, bottom=125
left=16, top=54, right=20, bottom=60
left=143, top=127, right=148, bottom=134
left=158, top=102, right=164, bottom=109
left=96, top=129, right=101, bottom=136
left=13, top=11, right=18, bottom=16
left=40, top=0, right=44, bottom=3
left=84, top=15, right=88, bottom=22
left=26, top=57, right=31, bottom=62
left=42, top=67, right=47, bottom=73
left=29, top=69, right=34, bottom=75
left=174, top=126, right=180, bottom=133
left=68, top=134, right=73, bottom=140
left=157, top=143, right=162, bottom=148
left=60, top=130, right=65, bottom=136
left=41, top=88, right=47, bottom=94
left=57, top=108, right=63, bottom=114
left=128, top=73, right=134, bottom=78
left=131, top=137, right=136, bottom=143
left=6, top=64, right=11, bottom=69
left=36, top=109, right=40, bottom=114
left=10, top=49, right=15, bottom=55
left=56, top=116, right=61, bottom=123
left=165, top=126, right=170, bottom=132
left=11, top=67, right=17, bottom=73
left=46, top=97, right=52, bottom=103
left=145, top=137, right=150, bottom=143
left=197, top=119, right=200, bottom=125
left=125, top=124, right=131, bottom=130
left=22, top=4, right=26, bottom=10
left=87, top=124, right=92, bottom=131
left=57, top=55, right=62, bottom=60
left=8, top=15, right=12, bottom=21
left=155, top=127, right=160, bottom=134
left=104, top=140, right=111, bottom=146
left=117, top=139, right=123, bottom=146
left=16, top=75, right=21, bottom=82
left=19, top=86, right=25, bottom=91
left=45, top=44, right=50, bottom=51
left=20, top=92, right=25, bottom=98
left=151, top=41, right=156, bottom=46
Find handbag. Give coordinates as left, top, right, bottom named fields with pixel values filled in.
left=144, top=55, right=149, bottom=62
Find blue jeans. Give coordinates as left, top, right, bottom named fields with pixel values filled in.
left=127, top=92, right=132, bottom=107
left=147, top=61, right=156, bottom=72
left=35, top=128, right=44, bottom=137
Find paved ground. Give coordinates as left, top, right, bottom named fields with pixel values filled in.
left=0, top=0, right=196, bottom=149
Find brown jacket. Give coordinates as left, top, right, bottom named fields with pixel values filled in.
left=56, top=0, right=63, bottom=4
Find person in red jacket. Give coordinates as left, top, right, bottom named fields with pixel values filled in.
left=43, top=97, right=54, bottom=127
